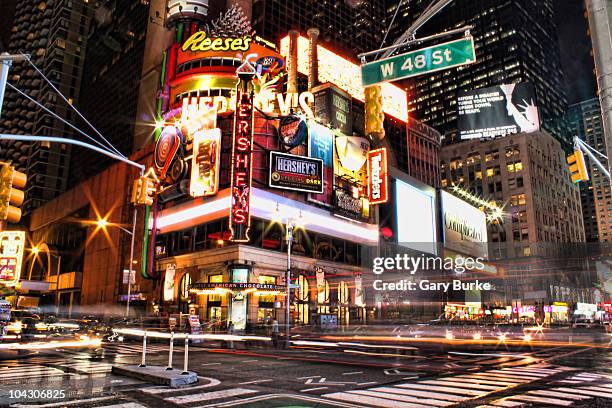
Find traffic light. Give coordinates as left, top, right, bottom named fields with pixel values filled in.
left=364, top=85, right=385, bottom=141
left=130, top=177, right=143, bottom=204
left=0, top=163, right=27, bottom=223
left=131, top=176, right=156, bottom=206
left=139, top=177, right=156, bottom=206
left=567, top=149, right=589, bottom=183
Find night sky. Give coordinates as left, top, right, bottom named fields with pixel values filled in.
left=554, top=0, right=598, bottom=105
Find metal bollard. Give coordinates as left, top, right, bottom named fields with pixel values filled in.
left=182, top=333, right=189, bottom=374
left=166, top=332, right=174, bottom=370
left=139, top=331, right=147, bottom=367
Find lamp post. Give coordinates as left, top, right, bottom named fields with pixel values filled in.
left=285, top=219, right=294, bottom=347
left=96, top=207, right=137, bottom=317
left=30, top=244, right=61, bottom=315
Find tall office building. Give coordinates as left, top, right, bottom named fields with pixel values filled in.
left=568, top=98, right=612, bottom=242
left=388, top=0, right=568, bottom=145
left=440, top=130, right=585, bottom=251
left=0, top=0, right=92, bottom=213
left=69, top=0, right=151, bottom=186
left=0, top=0, right=17, bottom=51
left=251, top=0, right=387, bottom=55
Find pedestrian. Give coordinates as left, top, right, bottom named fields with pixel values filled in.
left=271, top=319, right=279, bottom=348
left=227, top=321, right=235, bottom=349
left=264, top=314, right=271, bottom=335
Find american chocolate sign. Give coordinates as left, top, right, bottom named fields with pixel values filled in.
left=269, top=151, right=324, bottom=193
left=190, top=282, right=285, bottom=291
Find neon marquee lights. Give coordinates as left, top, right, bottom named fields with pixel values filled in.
left=279, top=35, right=408, bottom=122
left=229, top=79, right=255, bottom=242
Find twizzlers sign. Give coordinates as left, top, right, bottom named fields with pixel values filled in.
left=367, top=148, right=388, bottom=205
left=229, top=76, right=255, bottom=242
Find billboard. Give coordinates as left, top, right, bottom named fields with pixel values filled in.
left=395, top=180, right=437, bottom=255
left=269, top=151, right=324, bottom=193
left=441, top=191, right=488, bottom=259
left=308, top=120, right=334, bottom=207
left=457, top=82, right=540, bottom=140
left=0, top=231, right=25, bottom=287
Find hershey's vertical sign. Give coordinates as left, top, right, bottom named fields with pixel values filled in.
left=230, top=71, right=255, bottom=242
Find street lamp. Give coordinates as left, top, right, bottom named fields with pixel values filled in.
left=30, top=243, right=61, bottom=315
left=276, top=205, right=304, bottom=347
left=94, top=212, right=137, bottom=318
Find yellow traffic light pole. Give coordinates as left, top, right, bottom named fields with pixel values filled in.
left=0, top=163, right=27, bottom=224
left=570, top=136, right=610, bottom=183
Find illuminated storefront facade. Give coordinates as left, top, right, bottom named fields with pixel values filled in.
left=148, top=25, right=393, bottom=329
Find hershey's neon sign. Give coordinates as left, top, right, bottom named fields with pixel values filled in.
left=229, top=82, right=255, bottom=242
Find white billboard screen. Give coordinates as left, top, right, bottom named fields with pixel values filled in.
left=395, top=179, right=437, bottom=254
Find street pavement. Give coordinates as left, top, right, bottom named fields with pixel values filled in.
left=0, top=340, right=610, bottom=407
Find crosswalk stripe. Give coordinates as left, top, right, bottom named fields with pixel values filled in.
left=508, top=394, right=574, bottom=406
left=464, top=373, right=528, bottom=382
left=396, top=383, right=483, bottom=396
left=164, top=388, right=257, bottom=404
left=325, top=392, right=425, bottom=408
left=555, top=386, right=612, bottom=399
left=11, top=396, right=118, bottom=407
left=512, top=368, right=561, bottom=374
left=97, top=404, right=147, bottom=408
left=140, top=378, right=221, bottom=395
left=493, top=368, right=552, bottom=377
left=580, top=385, right=612, bottom=395
left=349, top=389, right=454, bottom=407
left=419, top=380, right=500, bottom=391
left=448, top=377, right=519, bottom=386
left=488, top=400, right=524, bottom=407
left=527, top=390, right=590, bottom=400
left=370, top=386, right=464, bottom=402
left=0, top=368, right=64, bottom=378
left=487, top=369, right=546, bottom=378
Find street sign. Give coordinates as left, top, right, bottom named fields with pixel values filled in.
left=361, top=37, right=476, bottom=87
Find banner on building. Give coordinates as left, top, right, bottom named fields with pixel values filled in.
left=163, top=264, right=176, bottom=302
left=190, top=128, right=221, bottom=197
left=355, top=273, right=364, bottom=307
left=308, top=120, right=334, bottom=207
left=315, top=266, right=326, bottom=304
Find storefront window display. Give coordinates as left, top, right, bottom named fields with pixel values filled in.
left=338, top=281, right=350, bottom=325
left=178, top=273, right=192, bottom=314
left=257, top=275, right=277, bottom=323
left=544, top=302, right=569, bottom=324
left=295, top=274, right=310, bottom=325
left=317, top=279, right=330, bottom=314
left=207, top=274, right=223, bottom=324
